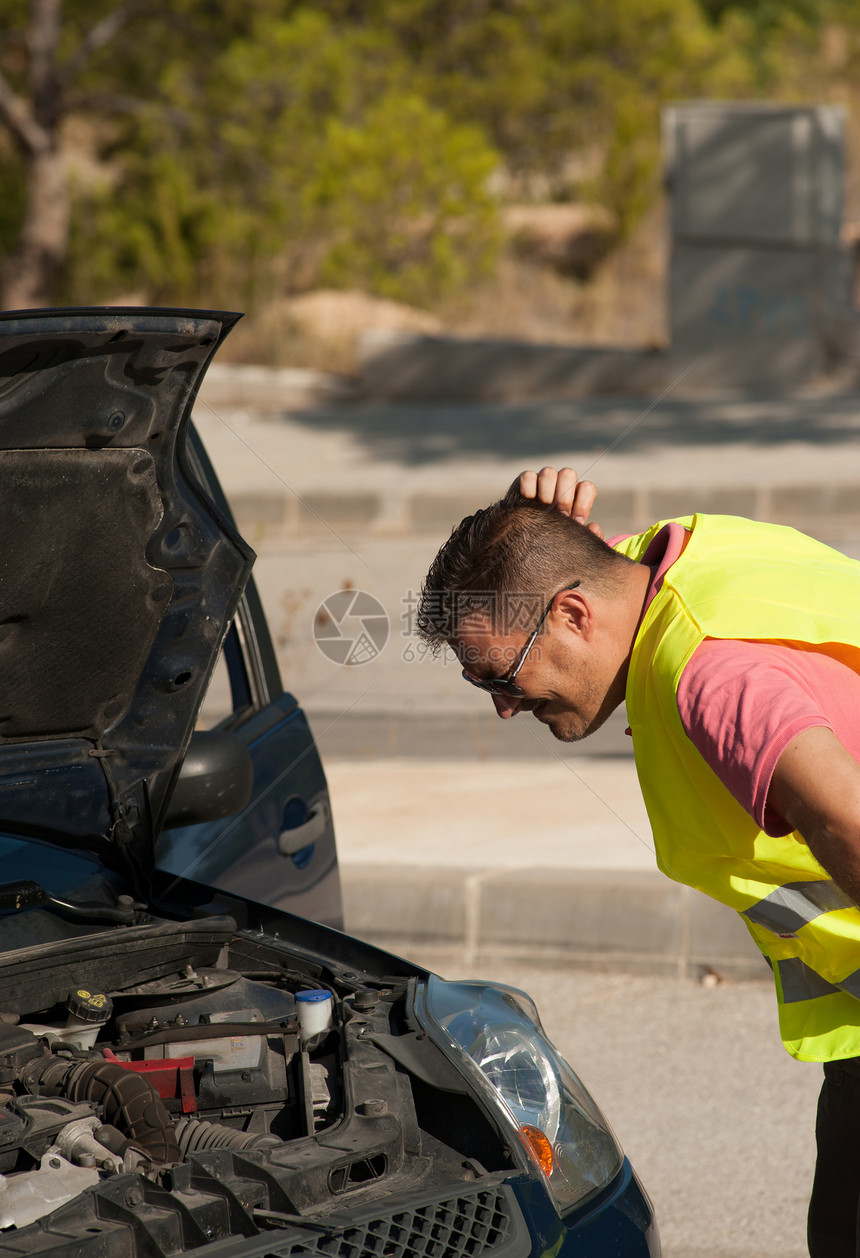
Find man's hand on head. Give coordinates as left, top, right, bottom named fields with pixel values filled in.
left=513, top=467, right=603, bottom=538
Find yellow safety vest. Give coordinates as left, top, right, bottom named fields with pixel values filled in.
left=615, top=514, right=860, bottom=1061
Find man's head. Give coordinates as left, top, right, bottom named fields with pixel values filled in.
left=417, top=488, right=648, bottom=741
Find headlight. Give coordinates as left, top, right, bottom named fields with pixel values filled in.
left=414, top=976, right=623, bottom=1214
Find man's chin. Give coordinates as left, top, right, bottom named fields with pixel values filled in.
left=541, top=714, right=586, bottom=743
left=541, top=708, right=611, bottom=744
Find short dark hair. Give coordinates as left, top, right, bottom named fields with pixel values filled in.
left=417, top=488, right=633, bottom=651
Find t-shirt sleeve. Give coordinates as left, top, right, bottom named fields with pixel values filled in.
left=676, top=640, right=837, bottom=836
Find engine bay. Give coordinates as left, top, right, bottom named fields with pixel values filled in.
left=0, top=916, right=515, bottom=1258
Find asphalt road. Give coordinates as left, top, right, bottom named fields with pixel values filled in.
left=425, top=957, right=822, bottom=1258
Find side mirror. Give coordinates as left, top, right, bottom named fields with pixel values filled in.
left=164, top=731, right=254, bottom=828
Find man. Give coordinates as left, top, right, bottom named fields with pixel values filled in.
left=416, top=466, right=860, bottom=1258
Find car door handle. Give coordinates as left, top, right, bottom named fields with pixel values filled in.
left=277, top=801, right=330, bottom=856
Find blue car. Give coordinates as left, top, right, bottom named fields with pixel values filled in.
left=0, top=307, right=659, bottom=1256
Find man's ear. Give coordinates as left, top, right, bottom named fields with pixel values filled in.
left=554, top=587, right=594, bottom=641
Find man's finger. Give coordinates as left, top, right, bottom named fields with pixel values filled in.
left=516, top=470, right=538, bottom=499
left=570, top=478, right=598, bottom=524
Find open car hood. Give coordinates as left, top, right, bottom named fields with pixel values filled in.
left=0, top=308, right=254, bottom=872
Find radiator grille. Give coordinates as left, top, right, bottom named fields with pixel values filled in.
left=285, top=1187, right=517, bottom=1258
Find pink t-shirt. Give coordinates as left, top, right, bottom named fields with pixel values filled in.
left=617, top=523, right=860, bottom=836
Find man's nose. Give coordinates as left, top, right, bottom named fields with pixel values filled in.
left=492, top=693, right=522, bottom=719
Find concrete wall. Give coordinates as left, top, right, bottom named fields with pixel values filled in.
left=665, top=102, right=850, bottom=389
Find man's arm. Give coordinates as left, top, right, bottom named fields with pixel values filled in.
left=769, top=726, right=860, bottom=906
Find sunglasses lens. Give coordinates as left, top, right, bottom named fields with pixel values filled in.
left=462, top=670, right=524, bottom=698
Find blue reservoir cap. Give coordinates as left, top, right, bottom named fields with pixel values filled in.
left=296, top=989, right=331, bottom=1003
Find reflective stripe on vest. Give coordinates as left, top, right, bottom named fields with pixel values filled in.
left=776, top=958, right=842, bottom=1003
left=742, top=881, right=855, bottom=936
left=776, top=958, right=860, bottom=1004
left=617, top=514, right=860, bottom=1062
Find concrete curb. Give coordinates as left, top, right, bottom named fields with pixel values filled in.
left=228, top=482, right=860, bottom=543
left=340, top=865, right=768, bottom=979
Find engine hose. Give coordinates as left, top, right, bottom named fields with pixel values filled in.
left=174, top=1118, right=281, bottom=1157
left=20, top=1056, right=180, bottom=1164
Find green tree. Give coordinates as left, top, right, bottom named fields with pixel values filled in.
left=5, top=0, right=859, bottom=317
left=0, top=0, right=139, bottom=307
left=0, top=0, right=283, bottom=308
left=322, top=0, right=753, bottom=229
left=69, top=9, right=500, bottom=307
left=313, top=93, right=498, bottom=301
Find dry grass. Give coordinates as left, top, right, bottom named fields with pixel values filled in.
left=218, top=200, right=670, bottom=373
left=440, top=202, right=668, bottom=349
left=219, top=291, right=442, bottom=372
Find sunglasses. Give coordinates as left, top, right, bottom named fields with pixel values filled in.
left=461, top=580, right=581, bottom=698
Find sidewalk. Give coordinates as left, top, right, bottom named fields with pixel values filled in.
left=191, top=367, right=860, bottom=975
left=326, top=754, right=769, bottom=980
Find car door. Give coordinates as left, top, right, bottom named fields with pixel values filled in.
left=154, top=429, right=343, bottom=929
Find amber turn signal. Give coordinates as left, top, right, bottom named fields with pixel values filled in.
left=521, top=1124, right=553, bottom=1176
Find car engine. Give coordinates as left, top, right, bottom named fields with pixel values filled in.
left=0, top=916, right=521, bottom=1258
